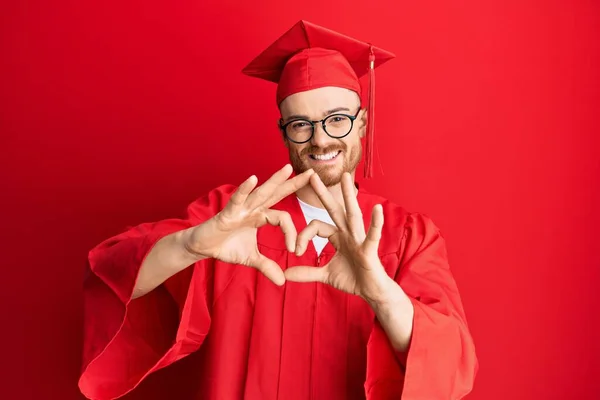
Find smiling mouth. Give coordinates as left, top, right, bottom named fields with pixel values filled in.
left=309, top=150, right=341, bottom=161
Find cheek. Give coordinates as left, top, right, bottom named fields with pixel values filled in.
left=288, top=143, right=306, bottom=156
left=343, top=136, right=361, bottom=151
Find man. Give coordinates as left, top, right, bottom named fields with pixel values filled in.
left=79, top=20, right=478, bottom=400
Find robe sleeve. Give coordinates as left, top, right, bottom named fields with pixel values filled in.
left=365, top=212, right=479, bottom=399
left=78, top=185, right=236, bottom=400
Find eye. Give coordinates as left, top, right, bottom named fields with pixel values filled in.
left=326, top=115, right=350, bottom=126
left=291, top=121, right=309, bottom=129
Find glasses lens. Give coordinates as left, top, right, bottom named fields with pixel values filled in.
left=285, top=120, right=313, bottom=143
left=324, top=115, right=352, bottom=137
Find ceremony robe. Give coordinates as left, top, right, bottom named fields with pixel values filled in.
left=78, top=184, right=478, bottom=400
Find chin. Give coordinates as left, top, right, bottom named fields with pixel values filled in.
left=315, top=169, right=343, bottom=187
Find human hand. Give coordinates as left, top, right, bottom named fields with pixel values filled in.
left=284, top=172, right=393, bottom=303
left=183, top=164, right=314, bottom=285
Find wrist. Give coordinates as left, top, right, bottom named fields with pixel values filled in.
left=176, top=228, right=208, bottom=263
left=363, top=276, right=411, bottom=313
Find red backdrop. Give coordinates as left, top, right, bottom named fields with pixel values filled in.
left=2, top=0, right=599, bottom=399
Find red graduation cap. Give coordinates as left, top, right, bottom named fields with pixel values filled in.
left=242, top=20, right=395, bottom=178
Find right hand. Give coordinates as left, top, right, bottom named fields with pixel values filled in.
left=181, top=164, right=314, bottom=285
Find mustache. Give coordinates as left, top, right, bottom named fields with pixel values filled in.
left=300, top=144, right=346, bottom=157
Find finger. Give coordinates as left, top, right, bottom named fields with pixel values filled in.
left=223, top=175, right=258, bottom=217
left=341, top=172, right=365, bottom=240
left=262, top=168, right=315, bottom=209
left=245, top=164, right=293, bottom=210
left=295, top=219, right=338, bottom=256
left=284, top=266, right=327, bottom=283
left=364, top=204, right=384, bottom=253
left=263, top=209, right=297, bottom=253
left=228, top=175, right=258, bottom=209
left=252, top=254, right=286, bottom=286
left=309, top=173, right=348, bottom=231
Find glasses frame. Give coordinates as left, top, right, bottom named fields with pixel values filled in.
left=279, top=108, right=361, bottom=144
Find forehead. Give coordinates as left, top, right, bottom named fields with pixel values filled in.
left=279, top=86, right=360, bottom=118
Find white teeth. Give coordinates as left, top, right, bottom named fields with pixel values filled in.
left=313, top=151, right=339, bottom=161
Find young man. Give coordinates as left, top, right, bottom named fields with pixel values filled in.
left=79, top=20, right=478, bottom=400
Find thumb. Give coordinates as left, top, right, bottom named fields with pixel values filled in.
left=250, top=254, right=286, bottom=286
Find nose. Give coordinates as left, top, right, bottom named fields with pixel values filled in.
left=310, top=123, right=334, bottom=148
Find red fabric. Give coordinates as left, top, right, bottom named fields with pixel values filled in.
left=275, top=48, right=362, bottom=105
left=364, top=47, right=376, bottom=178
left=79, top=185, right=478, bottom=400
left=241, top=20, right=395, bottom=93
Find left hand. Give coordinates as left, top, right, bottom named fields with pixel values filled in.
left=284, top=172, right=394, bottom=304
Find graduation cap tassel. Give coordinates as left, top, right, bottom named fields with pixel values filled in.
left=364, top=46, right=376, bottom=179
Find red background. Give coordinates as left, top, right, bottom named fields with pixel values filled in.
left=2, top=0, right=599, bottom=399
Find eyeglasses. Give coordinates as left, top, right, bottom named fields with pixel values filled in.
left=279, top=108, right=361, bottom=144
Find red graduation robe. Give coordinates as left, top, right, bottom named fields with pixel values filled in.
left=78, top=184, right=478, bottom=400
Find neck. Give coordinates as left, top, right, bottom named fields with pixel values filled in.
left=295, top=172, right=358, bottom=209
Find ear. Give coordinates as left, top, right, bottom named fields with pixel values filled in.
left=358, top=108, right=368, bottom=139
left=277, top=120, right=290, bottom=147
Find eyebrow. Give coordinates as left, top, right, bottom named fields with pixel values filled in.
left=284, top=107, right=351, bottom=123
